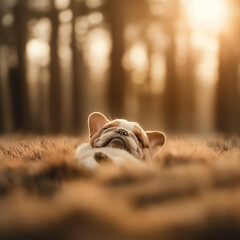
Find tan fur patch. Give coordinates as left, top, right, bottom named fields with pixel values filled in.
left=90, top=120, right=120, bottom=147
left=133, top=124, right=149, bottom=149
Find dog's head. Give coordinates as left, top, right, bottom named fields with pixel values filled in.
left=88, top=112, right=166, bottom=161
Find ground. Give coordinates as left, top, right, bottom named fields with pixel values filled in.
left=0, top=134, right=240, bottom=240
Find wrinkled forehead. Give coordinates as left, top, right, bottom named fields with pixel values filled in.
left=104, top=119, right=146, bottom=135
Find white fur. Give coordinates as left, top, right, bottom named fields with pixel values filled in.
left=75, top=143, right=142, bottom=170
left=118, top=120, right=135, bottom=132
left=118, top=120, right=147, bottom=139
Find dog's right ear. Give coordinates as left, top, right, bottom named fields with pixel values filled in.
left=146, top=131, right=166, bottom=151
left=88, top=112, right=109, bottom=138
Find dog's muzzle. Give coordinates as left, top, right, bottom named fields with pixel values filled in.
left=107, top=137, right=126, bottom=150
left=102, top=128, right=131, bottom=151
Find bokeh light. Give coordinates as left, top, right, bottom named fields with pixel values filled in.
left=186, top=0, right=228, bottom=33
left=54, top=0, right=70, bottom=10
left=26, top=39, right=50, bottom=66
left=84, top=27, right=111, bottom=81
left=1, top=13, right=14, bottom=27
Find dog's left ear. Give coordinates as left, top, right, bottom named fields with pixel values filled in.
left=88, top=112, right=109, bottom=138
left=146, top=131, right=166, bottom=150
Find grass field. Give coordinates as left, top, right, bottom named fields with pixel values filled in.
left=0, top=134, right=240, bottom=240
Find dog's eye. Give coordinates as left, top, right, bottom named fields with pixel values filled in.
left=102, top=127, right=108, bottom=130
left=135, top=134, right=143, bottom=145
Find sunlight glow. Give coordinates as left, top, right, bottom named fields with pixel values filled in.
left=147, top=23, right=169, bottom=51
left=59, top=23, right=72, bottom=45
left=187, top=0, right=228, bottom=33
left=87, top=12, right=103, bottom=25
left=84, top=28, right=111, bottom=81
left=54, top=0, right=70, bottom=10
left=75, top=16, right=89, bottom=37
left=86, top=0, right=104, bottom=9
left=123, top=42, right=149, bottom=85
left=124, top=42, right=149, bottom=72
left=58, top=45, right=72, bottom=62
left=148, top=0, right=173, bottom=17
left=29, top=18, right=51, bottom=42
left=74, top=12, right=103, bottom=41
left=59, top=9, right=73, bottom=23
left=26, top=39, right=50, bottom=66
left=150, top=53, right=166, bottom=94
left=191, top=31, right=219, bottom=86
left=28, top=0, right=51, bottom=12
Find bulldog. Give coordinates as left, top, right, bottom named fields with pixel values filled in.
left=76, top=112, right=166, bottom=169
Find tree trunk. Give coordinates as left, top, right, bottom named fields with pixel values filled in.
left=163, top=26, right=179, bottom=131
left=216, top=34, right=240, bottom=133
left=71, top=0, right=86, bottom=133
left=216, top=0, right=240, bottom=133
left=180, top=30, right=195, bottom=131
left=0, top=50, right=3, bottom=133
left=106, top=0, right=127, bottom=118
left=13, top=0, right=30, bottom=131
left=0, top=22, right=4, bottom=132
left=49, top=0, right=61, bottom=133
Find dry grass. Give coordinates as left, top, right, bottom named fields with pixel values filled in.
left=0, top=134, right=240, bottom=240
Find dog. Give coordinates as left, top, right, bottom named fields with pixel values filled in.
left=75, top=112, right=166, bottom=169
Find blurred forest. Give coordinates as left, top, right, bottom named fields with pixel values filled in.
left=0, top=0, right=240, bottom=135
